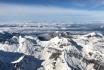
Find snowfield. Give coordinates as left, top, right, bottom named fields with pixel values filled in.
left=0, top=30, right=104, bottom=70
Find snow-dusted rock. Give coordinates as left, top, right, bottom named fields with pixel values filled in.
left=0, top=32, right=104, bottom=70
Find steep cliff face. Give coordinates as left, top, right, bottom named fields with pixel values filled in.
left=0, top=31, right=104, bottom=70
left=41, top=36, right=71, bottom=70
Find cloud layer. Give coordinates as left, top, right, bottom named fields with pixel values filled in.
left=0, top=0, right=104, bottom=10
left=0, top=3, right=104, bottom=24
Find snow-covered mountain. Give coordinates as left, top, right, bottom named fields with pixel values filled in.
left=0, top=31, right=104, bottom=70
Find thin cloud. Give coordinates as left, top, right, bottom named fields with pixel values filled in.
left=0, top=3, right=104, bottom=23
left=0, top=0, right=104, bottom=10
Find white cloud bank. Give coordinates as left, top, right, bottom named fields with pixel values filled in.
left=0, top=3, right=104, bottom=23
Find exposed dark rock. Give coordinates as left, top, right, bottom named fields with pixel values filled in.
left=0, top=51, right=43, bottom=70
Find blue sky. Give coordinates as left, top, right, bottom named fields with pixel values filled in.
left=0, top=0, right=104, bottom=24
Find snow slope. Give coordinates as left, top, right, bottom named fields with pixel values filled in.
left=0, top=31, right=104, bottom=70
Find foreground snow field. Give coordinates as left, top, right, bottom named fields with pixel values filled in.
left=0, top=30, right=104, bottom=70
